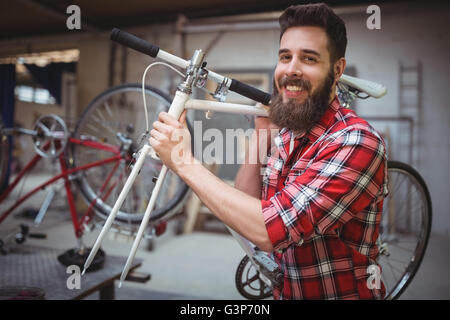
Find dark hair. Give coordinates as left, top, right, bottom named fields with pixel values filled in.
left=279, top=3, right=347, bottom=63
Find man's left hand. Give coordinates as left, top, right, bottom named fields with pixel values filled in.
left=149, top=110, right=193, bottom=173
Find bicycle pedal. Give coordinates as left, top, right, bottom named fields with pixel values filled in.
left=16, top=208, right=39, bottom=220
left=125, top=271, right=151, bottom=283
left=252, top=251, right=283, bottom=287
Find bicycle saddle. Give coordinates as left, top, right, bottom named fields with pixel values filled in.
left=339, top=74, right=387, bottom=99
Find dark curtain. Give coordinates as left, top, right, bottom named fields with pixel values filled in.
left=0, top=64, right=16, bottom=190
left=25, top=62, right=76, bottom=105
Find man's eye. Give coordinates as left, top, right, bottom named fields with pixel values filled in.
left=279, top=55, right=291, bottom=62
left=304, top=56, right=317, bottom=63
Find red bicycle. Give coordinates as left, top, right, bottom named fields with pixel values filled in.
left=0, top=84, right=190, bottom=270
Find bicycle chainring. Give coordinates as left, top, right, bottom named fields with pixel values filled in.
left=32, top=114, right=69, bottom=159
left=235, top=255, right=273, bottom=300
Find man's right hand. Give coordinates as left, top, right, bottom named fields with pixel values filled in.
left=234, top=110, right=278, bottom=199
left=252, top=104, right=279, bottom=162
left=254, top=114, right=279, bottom=156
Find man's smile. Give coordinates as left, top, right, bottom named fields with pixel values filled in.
left=283, top=84, right=308, bottom=100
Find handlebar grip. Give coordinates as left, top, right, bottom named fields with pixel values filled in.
left=229, top=79, right=271, bottom=105
left=110, top=28, right=160, bottom=58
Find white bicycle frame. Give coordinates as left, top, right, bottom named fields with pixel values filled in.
left=82, top=91, right=271, bottom=287
left=82, top=29, right=387, bottom=289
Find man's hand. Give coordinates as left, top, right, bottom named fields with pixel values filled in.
left=235, top=111, right=279, bottom=199
left=149, top=110, right=192, bottom=174
left=254, top=114, right=279, bottom=157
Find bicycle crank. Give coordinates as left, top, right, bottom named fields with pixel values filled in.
left=235, top=254, right=275, bottom=300
left=32, top=114, right=69, bottom=158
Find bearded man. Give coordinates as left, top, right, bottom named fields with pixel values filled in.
left=149, top=3, right=388, bottom=300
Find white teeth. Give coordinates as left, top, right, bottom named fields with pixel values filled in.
left=286, top=85, right=303, bottom=91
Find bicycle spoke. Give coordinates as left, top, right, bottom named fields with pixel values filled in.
left=391, top=171, right=407, bottom=192
left=86, top=123, right=102, bottom=134
left=395, top=238, right=423, bottom=244
left=94, top=108, right=108, bottom=123
left=103, top=101, right=114, bottom=118
left=382, top=258, right=401, bottom=283
left=385, top=255, right=411, bottom=264
left=91, top=114, right=116, bottom=136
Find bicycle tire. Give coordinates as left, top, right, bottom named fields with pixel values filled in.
left=71, top=83, right=190, bottom=225
left=379, top=160, right=432, bottom=300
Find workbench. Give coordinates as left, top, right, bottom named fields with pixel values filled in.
left=0, top=244, right=142, bottom=300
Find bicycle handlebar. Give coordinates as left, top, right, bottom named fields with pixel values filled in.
left=111, top=28, right=160, bottom=58
left=229, top=78, right=271, bottom=106
left=110, top=28, right=272, bottom=105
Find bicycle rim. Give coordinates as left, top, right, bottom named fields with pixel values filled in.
left=379, top=160, right=432, bottom=299
left=71, top=84, right=189, bottom=225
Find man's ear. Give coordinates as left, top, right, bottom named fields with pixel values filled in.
left=334, top=57, right=346, bottom=81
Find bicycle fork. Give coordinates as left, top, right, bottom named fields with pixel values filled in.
left=83, top=49, right=205, bottom=281
left=82, top=91, right=189, bottom=281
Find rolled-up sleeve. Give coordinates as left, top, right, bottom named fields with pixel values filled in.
left=262, top=128, right=386, bottom=252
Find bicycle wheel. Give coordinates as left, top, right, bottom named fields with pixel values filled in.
left=0, top=114, right=10, bottom=192
left=378, top=160, right=432, bottom=299
left=71, top=83, right=190, bottom=226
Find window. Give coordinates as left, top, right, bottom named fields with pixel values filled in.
left=15, top=85, right=33, bottom=102
left=9, top=49, right=79, bottom=106
left=15, top=85, right=56, bottom=105
left=35, top=88, right=55, bottom=104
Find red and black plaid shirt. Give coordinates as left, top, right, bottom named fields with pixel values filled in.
left=262, top=97, right=388, bottom=300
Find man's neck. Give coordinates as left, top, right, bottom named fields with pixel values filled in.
left=329, top=84, right=337, bottom=104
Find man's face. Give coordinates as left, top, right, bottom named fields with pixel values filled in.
left=269, top=26, right=337, bottom=133
left=274, top=26, right=333, bottom=103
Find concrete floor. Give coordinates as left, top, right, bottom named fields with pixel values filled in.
left=1, top=174, right=449, bottom=300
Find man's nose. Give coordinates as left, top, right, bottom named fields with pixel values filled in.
left=285, top=58, right=303, bottom=77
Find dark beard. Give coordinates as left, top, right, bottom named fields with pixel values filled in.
left=269, top=70, right=335, bottom=133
